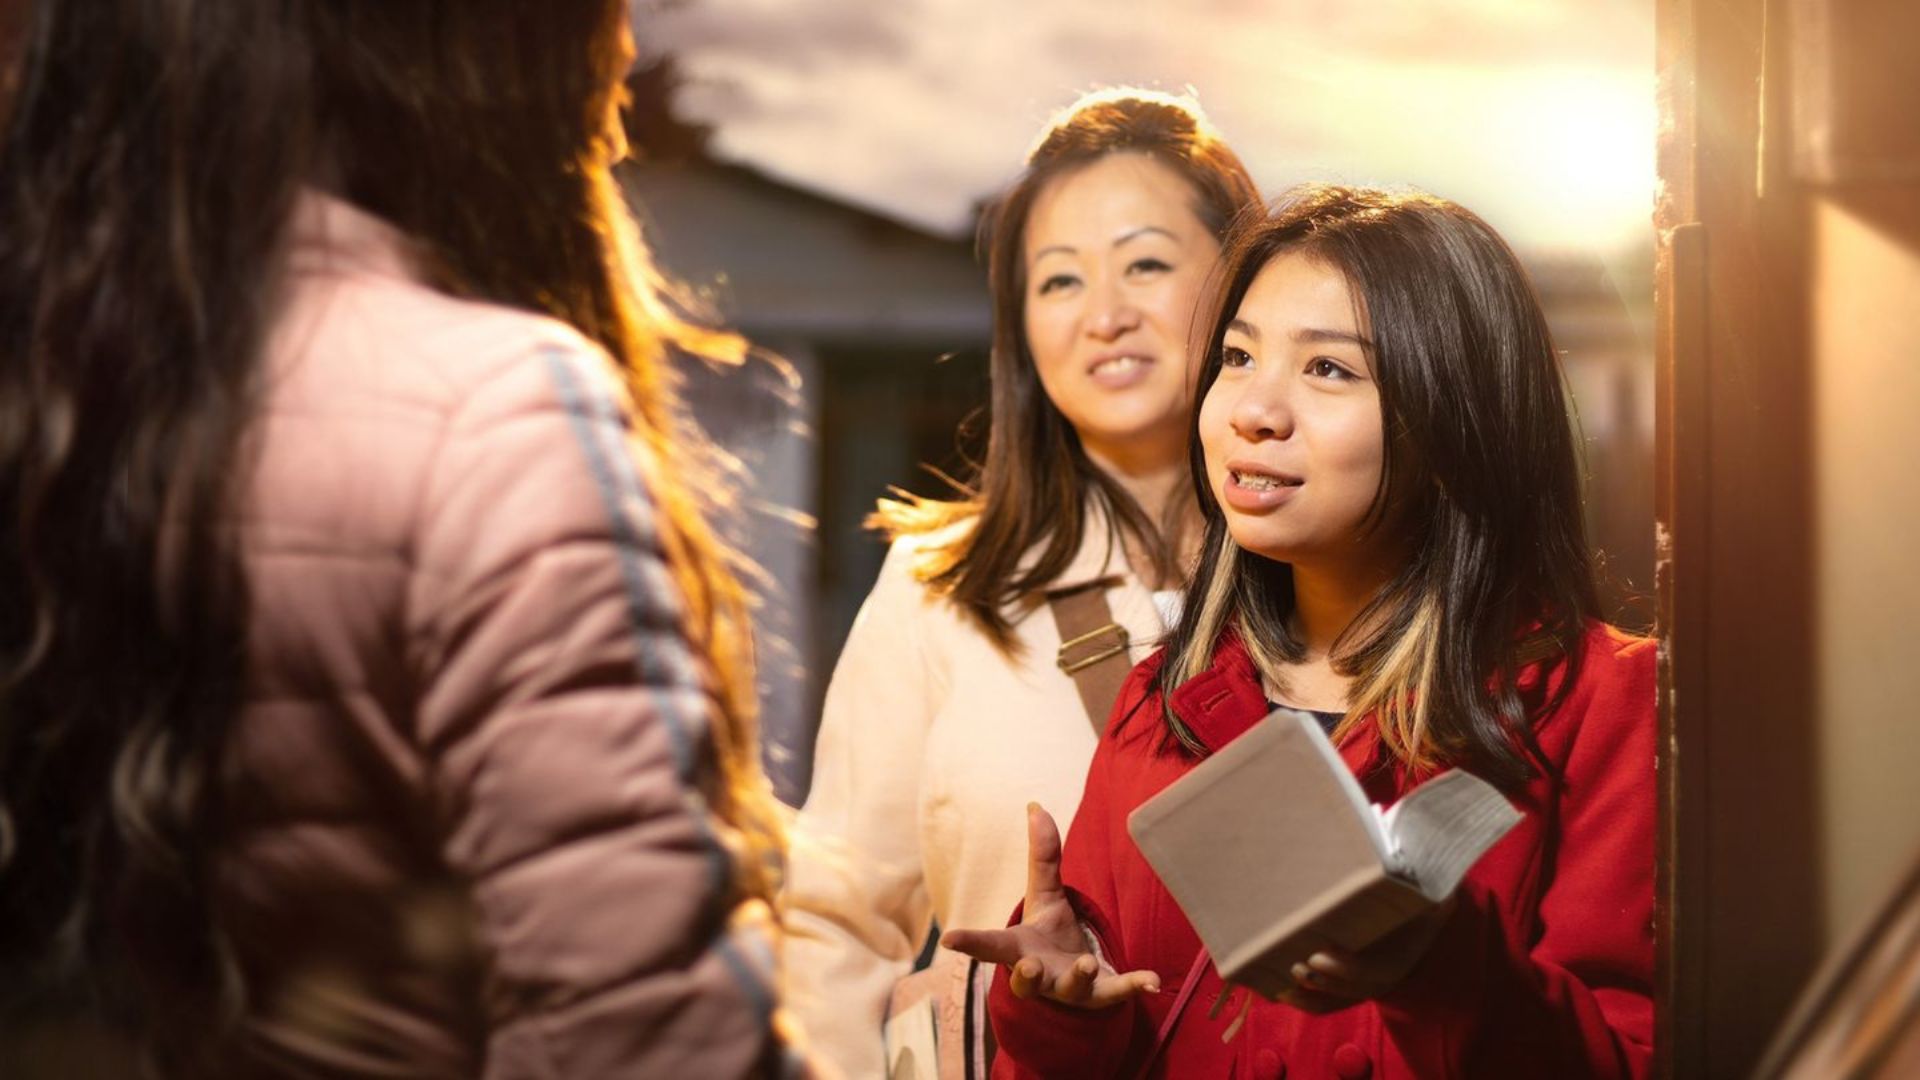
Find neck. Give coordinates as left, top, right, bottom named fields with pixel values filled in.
left=1288, top=553, right=1399, bottom=658
left=1083, top=443, right=1201, bottom=583
left=1083, top=441, right=1190, bottom=528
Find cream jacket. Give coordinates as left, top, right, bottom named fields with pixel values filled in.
left=784, top=516, right=1170, bottom=1079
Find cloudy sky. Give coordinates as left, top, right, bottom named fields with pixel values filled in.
left=638, top=0, right=1655, bottom=256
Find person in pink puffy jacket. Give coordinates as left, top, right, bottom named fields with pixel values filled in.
left=0, top=2, right=805, bottom=1076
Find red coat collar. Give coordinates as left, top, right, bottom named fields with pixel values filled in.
left=1162, top=631, right=1385, bottom=778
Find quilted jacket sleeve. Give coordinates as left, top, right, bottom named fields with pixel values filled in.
left=782, top=535, right=943, bottom=1079
left=406, top=338, right=801, bottom=1078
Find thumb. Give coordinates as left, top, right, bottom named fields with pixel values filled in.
left=1024, top=802, right=1067, bottom=913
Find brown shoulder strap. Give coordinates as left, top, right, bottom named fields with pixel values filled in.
left=1048, top=581, right=1132, bottom=736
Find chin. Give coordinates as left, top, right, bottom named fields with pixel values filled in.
left=1235, top=545, right=1294, bottom=567
left=1083, top=416, right=1186, bottom=454
left=1222, top=523, right=1297, bottom=565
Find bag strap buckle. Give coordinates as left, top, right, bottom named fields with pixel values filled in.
left=1057, top=622, right=1130, bottom=675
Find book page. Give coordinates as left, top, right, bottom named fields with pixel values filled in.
left=1378, top=769, right=1523, bottom=901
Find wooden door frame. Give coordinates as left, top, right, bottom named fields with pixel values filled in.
left=1656, top=0, right=1824, bottom=1074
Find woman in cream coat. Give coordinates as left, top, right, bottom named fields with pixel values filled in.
left=784, top=89, right=1260, bottom=1078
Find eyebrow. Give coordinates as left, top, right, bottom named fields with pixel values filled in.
left=1295, top=327, right=1374, bottom=349
left=1223, top=321, right=1374, bottom=350
left=1030, top=225, right=1182, bottom=265
left=1114, top=225, right=1179, bottom=247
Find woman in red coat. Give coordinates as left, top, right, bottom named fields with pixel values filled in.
left=946, top=185, right=1655, bottom=1079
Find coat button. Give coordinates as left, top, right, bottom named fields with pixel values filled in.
left=1256, top=1048, right=1282, bottom=1077
left=1333, top=1043, right=1372, bottom=1079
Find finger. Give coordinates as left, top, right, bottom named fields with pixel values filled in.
left=1023, top=803, right=1068, bottom=912
left=1013, top=953, right=1059, bottom=999
left=1086, top=968, right=1163, bottom=1008
left=941, top=927, right=1025, bottom=968
left=1310, top=936, right=1423, bottom=993
left=1052, top=952, right=1097, bottom=1004
left=1306, top=950, right=1381, bottom=987
left=1009, top=956, right=1046, bottom=1000
left=1293, top=957, right=1378, bottom=1001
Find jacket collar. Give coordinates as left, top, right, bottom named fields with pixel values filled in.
left=1164, top=629, right=1384, bottom=777
left=286, top=189, right=421, bottom=284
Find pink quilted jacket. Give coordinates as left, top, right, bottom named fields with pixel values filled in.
left=207, top=193, right=798, bottom=1077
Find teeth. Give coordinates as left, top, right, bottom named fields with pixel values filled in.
left=1232, top=470, right=1292, bottom=491
left=1091, top=355, right=1147, bottom=375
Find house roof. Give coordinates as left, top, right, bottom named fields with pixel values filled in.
left=621, top=157, right=992, bottom=347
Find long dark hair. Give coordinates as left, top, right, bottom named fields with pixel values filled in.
left=875, top=88, right=1260, bottom=650
left=0, top=0, right=777, bottom=1069
left=1156, top=186, right=1601, bottom=786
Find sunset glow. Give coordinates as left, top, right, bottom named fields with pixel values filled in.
left=651, top=0, right=1656, bottom=254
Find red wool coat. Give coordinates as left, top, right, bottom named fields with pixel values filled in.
left=988, top=621, right=1655, bottom=1080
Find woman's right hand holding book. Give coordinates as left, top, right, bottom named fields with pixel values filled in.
left=942, top=803, right=1162, bottom=1009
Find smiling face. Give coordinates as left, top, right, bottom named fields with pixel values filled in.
left=1199, top=249, right=1394, bottom=570
left=1022, top=152, right=1223, bottom=472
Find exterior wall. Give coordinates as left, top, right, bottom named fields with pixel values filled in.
left=1535, top=253, right=1658, bottom=630
left=622, top=161, right=991, bottom=802
left=626, top=163, right=990, bottom=344
left=679, top=341, right=824, bottom=807
left=1809, top=188, right=1920, bottom=940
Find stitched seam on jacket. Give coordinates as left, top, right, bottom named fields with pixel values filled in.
left=717, top=929, right=778, bottom=1026
left=541, top=349, right=702, bottom=763
left=538, top=346, right=774, bottom=1026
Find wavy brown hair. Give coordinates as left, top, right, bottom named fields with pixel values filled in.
left=0, top=0, right=778, bottom=1070
left=1154, top=187, right=1601, bottom=786
left=874, top=88, right=1260, bottom=650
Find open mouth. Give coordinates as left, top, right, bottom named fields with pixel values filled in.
left=1229, top=469, right=1303, bottom=492
left=1088, top=354, right=1151, bottom=377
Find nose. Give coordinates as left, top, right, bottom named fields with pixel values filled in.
left=1228, top=371, right=1293, bottom=441
left=1085, top=276, right=1141, bottom=341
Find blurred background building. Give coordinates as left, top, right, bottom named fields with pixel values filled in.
left=622, top=150, right=992, bottom=800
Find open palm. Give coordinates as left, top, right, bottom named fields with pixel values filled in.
left=941, top=803, right=1160, bottom=1008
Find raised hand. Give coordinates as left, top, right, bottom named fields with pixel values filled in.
left=940, top=803, right=1160, bottom=1009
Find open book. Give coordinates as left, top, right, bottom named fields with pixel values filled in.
left=1127, top=708, right=1522, bottom=999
